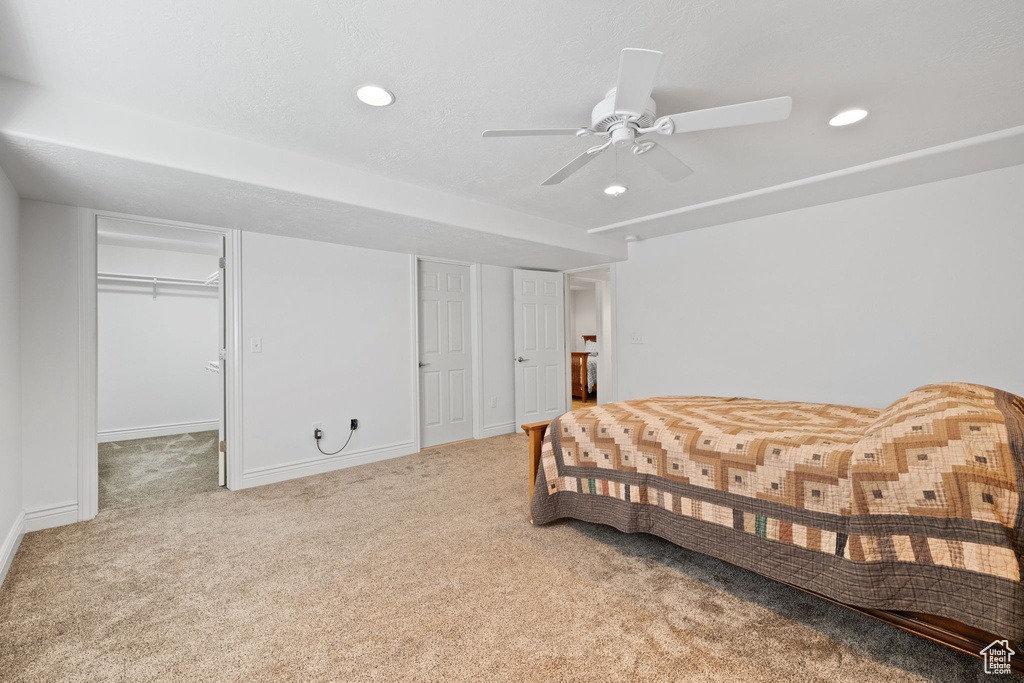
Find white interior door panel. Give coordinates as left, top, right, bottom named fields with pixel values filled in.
left=419, top=261, right=474, bottom=447
left=514, top=269, right=565, bottom=430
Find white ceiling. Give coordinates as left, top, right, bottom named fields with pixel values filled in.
left=2, top=0, right=1024, bottom=266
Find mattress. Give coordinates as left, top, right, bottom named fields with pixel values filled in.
left=530, top=382, right=1024, bottom=640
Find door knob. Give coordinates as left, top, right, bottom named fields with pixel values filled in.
left=516, top=356, right=528, bottom=363
left=418, top=362, right=430, bottom=367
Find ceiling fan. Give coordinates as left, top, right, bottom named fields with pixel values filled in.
left=482, top=48, right=792, bottom=187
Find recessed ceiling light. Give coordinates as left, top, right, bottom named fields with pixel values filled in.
left=355, top=85, right=395, bottom=107
left=829, top=109, right=868, bottom=126
left=604, top=184, right=628, bottom=197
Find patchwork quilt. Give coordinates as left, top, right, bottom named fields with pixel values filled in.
left=530, top=383, right=1024, bottom=640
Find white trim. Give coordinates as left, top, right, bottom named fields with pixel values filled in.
left=94, top=210, right=237, bottom=236
left=480, top=421, right=515, bottom=438
left=224, top=229, right=244, bottom=490
left=409, top=255, right=421, bottom=453
left=98, top=420, right=220, bottom=443
left=586, top=124, right=1024, bottom=236
left=24, top=503, right=79, bottom=533
left=240, top=440, right=418, bottom=489
left=0, top=512, right=25, bottom=588
left=561, top=265, right=612, bottom=275
left=608, top=262, right=618, bottom=404
left=470, top=264, right=484, bottom=440
left=562, top=265, right=616, bottom=407
left=563, top=272, right=573, bottom=413
left=594, top=279, right=607, bottom=405
left=85, top=209, right=245, bottom=494
left=78, top=208, right=98, bottom=522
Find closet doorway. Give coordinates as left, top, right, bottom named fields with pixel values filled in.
left=565, top=266, right=613, bottom=411
left=95, top=217, right=227, bottom=511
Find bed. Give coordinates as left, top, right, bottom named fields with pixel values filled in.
left=524, top=383, right=1024, bottom=671
left=570, top=335, right=598, bottom=403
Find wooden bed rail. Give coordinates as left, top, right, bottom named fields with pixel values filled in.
left=520, top=416, right=1020, bottom=672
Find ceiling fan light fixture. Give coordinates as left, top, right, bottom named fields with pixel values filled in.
left=829, top=108, right=868, bottom=126
left=482, top=48, right=792, bottom=187
left=355, top=85, right=395, bottom=107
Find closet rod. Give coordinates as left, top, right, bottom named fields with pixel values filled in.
left=97, top=271, right=218, bottom=287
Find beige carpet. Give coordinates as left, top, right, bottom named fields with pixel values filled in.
left=98, top=431, right=220, bottom=511
left=0, top=433, right=1008, bottom=681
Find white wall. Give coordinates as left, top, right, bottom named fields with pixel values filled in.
left=480, top=265, right=514, bottom=435
left=0, top=165, right=23, bottom=585
left=240, top=236, right=519, bottom=486
left=240, top=232, right=418, bottom=486
left=97, top=244, right=219, bottom=437
left=19, top=200, right=82, bottom=524
left=615, top=163, right=1024, bottom=409
left=571, top=287, right=597, bottom=351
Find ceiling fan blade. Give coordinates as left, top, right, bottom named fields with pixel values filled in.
left=657, top=96, right=792, bottom=134
left=612, top=48, right=663, bottom=116
left=636, top=142, right=693, bottom=182
left=541, top=148, right=604, bottom=185
left=482, top=128, right=581, bottom=137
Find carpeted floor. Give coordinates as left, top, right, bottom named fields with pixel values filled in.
left=98, top=431, right=220, bottom=510
left=0, top=433, right=1011, bottom=681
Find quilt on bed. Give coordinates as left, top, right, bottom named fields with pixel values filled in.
left=530, top=382, right=1024, bottom=640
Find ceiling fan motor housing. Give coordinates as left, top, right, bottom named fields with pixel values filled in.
left=592, top=89, right=657, bottom=135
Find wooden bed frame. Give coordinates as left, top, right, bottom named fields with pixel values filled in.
left=570, top=353, right=592, bottom=402
left=521, top=419, right=1023, bottom=673
left=570, top=335, right=597, bottom=403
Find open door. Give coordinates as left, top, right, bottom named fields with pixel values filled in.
left=513, top=269, right=566, bottom=429
left=216, top=238, right=227, bottom=487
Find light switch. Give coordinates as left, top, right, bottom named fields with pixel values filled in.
left=250, top=337, right=263, bottom=353
left=630, top=333, right=644, bottom=344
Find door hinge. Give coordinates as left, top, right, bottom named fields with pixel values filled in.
left=219, top=257, right=226, bottom=269
left=219, top=348, right=227, bottom=360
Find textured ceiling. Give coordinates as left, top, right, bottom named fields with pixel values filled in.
left=1, top=0, right=1024, bottom=256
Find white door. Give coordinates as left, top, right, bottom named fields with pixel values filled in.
left=513, top=269, right=566, bottom=429
left=216, top=238, right=227, bottom=487
left=419, top=261, right=474, bottom=447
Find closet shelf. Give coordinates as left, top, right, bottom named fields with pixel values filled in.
left=97, top=271, right=220, bottom=298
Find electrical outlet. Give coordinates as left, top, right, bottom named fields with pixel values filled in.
left=490, top=397, right=497, bottom=408
left=350, top=418, right=359, bottom=430
left=630, top=333, right=644, bottom=344
left=312, top=422, right=322, bottom=438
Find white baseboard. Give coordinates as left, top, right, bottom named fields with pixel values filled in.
left=1, top=511, right=25, bottom=588
left=240, top=440, right=418, bottom=489
left=481, top=421, right=516, bottom=438
left=98, top=420, right=219, bottom=443
left=23, top=502, right=80, bottom=533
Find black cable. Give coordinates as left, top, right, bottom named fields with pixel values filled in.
left=316, top=426, right=354, bottom=456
